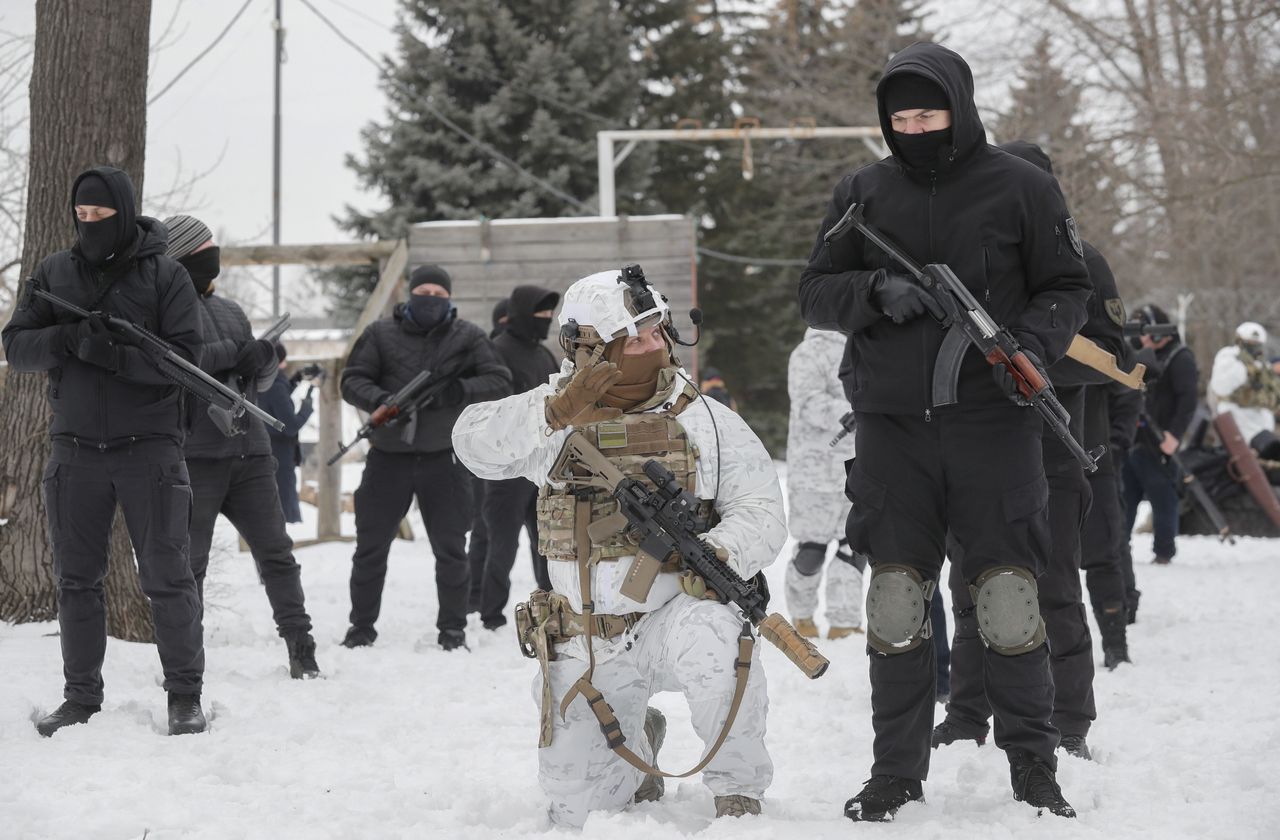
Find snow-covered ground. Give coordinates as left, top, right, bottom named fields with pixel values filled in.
left=2, top=482, right=1279, bottom=839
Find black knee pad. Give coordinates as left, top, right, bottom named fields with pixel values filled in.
left=792, top=541, right=827, bottom=576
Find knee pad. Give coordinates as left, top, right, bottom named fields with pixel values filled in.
left=865, top=564, right=935, bottom=655
left=835, top=539, right=868, bottom=573
left=968, top=565, right=1045, bottom=655
left=791, top=541, right=827, bottom=576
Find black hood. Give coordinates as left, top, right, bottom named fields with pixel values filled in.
left=507, top=284, right=559, bottom=342
left=70, top=165, right=140, bottom=267
left=999, top=140, right=1054, bottom=175
left=876, top=42, right=986, bottom=174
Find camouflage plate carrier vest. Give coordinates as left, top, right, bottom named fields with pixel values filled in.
left=537, top=402, right=715, bottom=566
left=1232, top=353, right=1280, bottom=412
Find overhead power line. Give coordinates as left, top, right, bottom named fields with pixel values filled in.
left=149, top=0, right=257, bottom=105
left=695, top=246, right=806, bottom=268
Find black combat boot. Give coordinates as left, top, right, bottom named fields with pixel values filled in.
left=167, top=692, right=207, bottom=736
left=1096, top=605, right=1132, bottom=670
left=284, top=630, right=321, bottom=679
left=35, top=700, right=101, bottom=737
left=1059, top=734, right=1092, bottom=760
left=844, top=775, right=924, bottom=822
left=1008, top=749, right=1075, bottom=817
left=438, top=629, right=468, bottom=651
left=341, top=625, right=377, bottom=648
left=932, top=718, right=988, bottom=748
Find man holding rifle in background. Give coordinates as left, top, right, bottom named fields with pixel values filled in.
left=2, top=167, right=209, bottom=737
left=798, top=43, right=1091, bottom=820
left=338, top=265, right=510, bottom=651
left=163, top=214, right=322, bottom=681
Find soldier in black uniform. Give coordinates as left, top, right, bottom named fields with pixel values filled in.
left=933, top=142, right=1127, bottom=762
left=339, top=265, right=511, bottom=651
left=470, top=284, right=559, bottom=629
left=798, top=46, right=1091, bottom=819
left=164, top=215, right=321, bottom=680
left=2, top=167, right=207, bottom=736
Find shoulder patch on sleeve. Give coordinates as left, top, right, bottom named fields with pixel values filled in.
left=1064, top=217, right=1084, bottom=259
left=1104, top=298, right=1126, bottom=327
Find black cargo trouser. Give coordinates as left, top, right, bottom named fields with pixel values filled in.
left=466, top=475, right=489, bottom=612
left=187, top=455, right=311, bottom=635
left=847, top=405, right=1057, bottom=780
left=944, top=457, right=1097, bottom=740
left=472, top=476, right=549, bottom=627
left=1082, top=459, right=1130, bottom=623
left=45, top=439, right=204, bottom=705
left=349, top=447, right=473, bottom=634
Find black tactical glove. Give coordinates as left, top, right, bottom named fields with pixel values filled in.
left=76, top=316, right=123, bottom=372
left=870, top=270, right=944, bottom=324
left=61, top=317, right=97, bottom=356
left=234, top=339, right=276, bottom=378
left=992, top=349, right=1047, bottom=407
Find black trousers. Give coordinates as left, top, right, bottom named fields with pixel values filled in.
left=470, top=477, right=549, bottom=626
left=349, top=448, right=473, bottom=634
left=944, top=458, right=1097, bottom=739
left=466, top=475, right=489, bottom=612
left=187, top=455, right=311, bottom=635
left=1081, top=460, right=1130, bottom=622
left=847, top=405, right=1057, bottom=780
left=45, top=439, right=204, bottom=705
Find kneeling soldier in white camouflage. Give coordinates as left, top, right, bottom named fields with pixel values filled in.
left=453, top=266, right=788, bottom=826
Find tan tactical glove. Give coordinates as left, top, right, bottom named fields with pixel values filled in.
left=677, top=544, right=730, bottom=601
left=545, top=360, right=624, bottom=430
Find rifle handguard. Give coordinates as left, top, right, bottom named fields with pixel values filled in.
left=758, top=613, right=829, bottom=679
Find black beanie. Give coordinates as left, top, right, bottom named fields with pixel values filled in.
left=73, top=175, right=116, bottom=208
left=883, top=73, right=949, bottom=115
left=408, top=264, right=452, bottom=294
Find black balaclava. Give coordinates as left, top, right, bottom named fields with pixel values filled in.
left=72, top=169, right=136, bottom=268
left=406, top=294, right=453, bottom=331
left=882, top=72, right=953, bottom=171
left=507, top=285, right=560, bottom=343
left=164, top=214, right=221, bottom=295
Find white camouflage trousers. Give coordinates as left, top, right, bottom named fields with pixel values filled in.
left=785, top=487, right=863, bottom=627
left=531, top=593, right=772, bottom=827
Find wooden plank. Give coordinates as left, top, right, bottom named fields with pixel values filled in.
left=222, top=241, right=397, bottom=266
left=409, top=215, right=689, bottom=247
left=342, top=239, right=408, bottom=364
left=316, top=358, right=343, bottom=541
left=408, top=238, right=691, bottom=265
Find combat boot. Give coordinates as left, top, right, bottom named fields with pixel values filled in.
left=828, top=625, right=863, bottom=640
left=1059, top=734, right=1092, bottom=760
left=438, top=629, right=468, bottom=651
left=844, top=775, right=923, bottom=821
left=931, top=718, right=988, bottom=748
left=794, top=617, right=818, bottom=638
left=1096, top=606, right=1131, bottom=670
left=167, top=692, right=207, bottom=736
left=341, top=625, right=377, bottom=648
left=634, top=707, right=667, bottom=803
left=35, top=700, right=100, bottom=737
left=714, top=795, right=761, bottom=817
left=284, top=629, right=322, bottom=679
left=1008, top=750, right=1075, bottom=817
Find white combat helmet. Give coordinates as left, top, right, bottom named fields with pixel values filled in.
left=557, top=266, right=671, bottom=348
left=1236, top=321, right=1268, bottom=346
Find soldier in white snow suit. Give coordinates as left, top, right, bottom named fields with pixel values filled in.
left=1209, top=322, right=1280, bottom=459
left=453, top=267, right=785, bottom=827
left=785, top=327, right=864, bottom=639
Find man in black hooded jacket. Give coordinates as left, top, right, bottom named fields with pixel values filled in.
left=469, top=284, right=559, bottom=629
left=340, top=264, right=511, bottom=651
left=2, top=166, right=207, bottom=737
left=798, top=45, right=1091, bottom=820
left=163, top=214, right=321, bottom=680
left=934, top=141, right=1131, bottom=762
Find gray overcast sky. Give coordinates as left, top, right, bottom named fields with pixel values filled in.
left=5, top=1, right=1015, bottom=253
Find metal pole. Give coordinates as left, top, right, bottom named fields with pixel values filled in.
left=597, top=132, right=615, bottom=218
left=272, top=0, right=283, bottom=316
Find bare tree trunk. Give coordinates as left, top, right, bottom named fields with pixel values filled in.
left=0, top=0, right=155, bottom=642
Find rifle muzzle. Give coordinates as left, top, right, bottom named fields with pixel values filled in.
left=759, top=613, right=829, bottom=679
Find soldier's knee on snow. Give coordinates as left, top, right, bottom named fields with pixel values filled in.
left=968, top=565, right=1045, bottom=655
left=791, top=541, right=827, bottom=576
left=865, top=564, right=935, bottom=655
